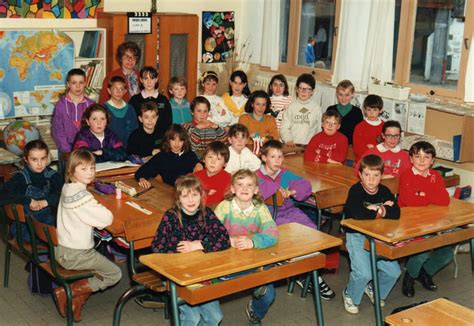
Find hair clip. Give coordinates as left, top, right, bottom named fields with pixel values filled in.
left=201, top=71, right=219, bottom=81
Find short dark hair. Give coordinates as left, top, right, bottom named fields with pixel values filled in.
left=322, top=110, right=341, bottom=124
left=204, top=141, right=230, bottom=163
left=244, top=90, right=271, bottom=114
left=382, top=120, right=402, bottom=133
left=108, top=75, right=126, bottom=87
left=161, top=124, right=191, bottom=153
left=296, top=73, right=316, bottom=90
left=228, top=123, right=250, bottom=139
left=359, top=154, right=384, bottom=173
left=363, top=94, right=383, bottom=110
left=261, top=140, right=283, bottom=157
left=23, top=139, right=49, bottom=158
left=116, top=41, right=141, bottom=65
left=409, top=141, right=436, bottom=158
left=81, top=104, right=110, bottom=128
left=229, top=70, right=251, bottom=97
left=190, top=96, right=210, bottom=112
left=66, top=68, right=86, bottom=82
left=267, top=74, right=290, bottom=96
left=139, top=66, right=159, bottom=90
left=139, top=101, right=159, bottom=116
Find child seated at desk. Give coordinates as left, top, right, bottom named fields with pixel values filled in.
left=399, top=141, right=451, bottom=298
left=127, top=102, right=162, bottom=158
left=73, top=104, right=127, bottom=163
left=215, top=169, right=278, bottom=325
left=256, top=140, right=335, bottom=300
left=183, top=96, right=227, bottom=159
left=54, top=149, right=122, bottom=321
left=151, top=175, right=230, bottom=325
left=0, top=140, right=63, bottom=242
left=343, top=154, right=401, bottom=315
left=194, top=141, right=231, bottom=205
left=135, top=124, right=202, bottom=187
left=354, top=120, right=411, bottom=178
left=225, top=124, right=261, bottom=174
left=304, top=110, right=348, bottom=164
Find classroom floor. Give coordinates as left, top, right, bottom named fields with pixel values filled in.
left=0, top=240, right=472, bottom=326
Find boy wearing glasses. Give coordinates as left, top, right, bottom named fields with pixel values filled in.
left=354, top=120, right=410, bottom=178
left=352, top=94, right=385, bottom=162
left=304, top=110, right=348, bottom=164
left=281, top=73, right=321, bottom=146
left=104, top=75, right=138, bottom=148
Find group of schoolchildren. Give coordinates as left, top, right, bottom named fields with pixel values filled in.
left=0, top=49, right=455, bottom=325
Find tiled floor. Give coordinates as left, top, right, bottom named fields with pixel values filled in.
left=0, top=241, right=472, bottom=325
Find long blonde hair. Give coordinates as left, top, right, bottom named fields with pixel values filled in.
left=225, top=169, right=263, bottom=205
left=174, top=175, right=206, bottom=226
left=65, top=149, right=95, bottom=183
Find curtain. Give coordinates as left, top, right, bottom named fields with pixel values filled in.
left=465, top=29, right=474, bottom=102
left=332, top=0, right=395, bottom=90
left=260, top=0, right=281, bottom=70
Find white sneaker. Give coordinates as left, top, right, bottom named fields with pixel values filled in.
left=364, top=284, right=385, bottom=307
left=342, top=289, right=359, bottom=314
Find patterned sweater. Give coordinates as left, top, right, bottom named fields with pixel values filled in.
left=215, top=199, right=278, bottom=249
left=183, top=120, right=227, bottom=159
left=151, top=207, right=230, bottom=253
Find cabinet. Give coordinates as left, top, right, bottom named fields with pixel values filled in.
left=97, top=12, right=198, bottom=98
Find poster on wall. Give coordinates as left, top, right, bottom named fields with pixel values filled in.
left=201, top=11, right=235, bottom=63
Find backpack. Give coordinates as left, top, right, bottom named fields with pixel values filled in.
left=25, top=255, right=55, bottom=295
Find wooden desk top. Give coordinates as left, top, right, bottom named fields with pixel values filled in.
left=139, top=223, right=342, bottom=286
left=93, top=179, right=175, bottom=236
left=341, top=198, right=474, bottom=243
left=95, top=165, right=139, bottom=181
left=385, top=298, right=474, bottom=326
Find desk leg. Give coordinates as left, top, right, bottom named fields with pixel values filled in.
left=368, top=238, right=383, bottom=326
left=470, top=238, right=474, bottom=272
left=170, top=282, right=180, bottom=326
left=311, top=270, right=324, bottom=326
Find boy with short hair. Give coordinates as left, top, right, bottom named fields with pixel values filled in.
left=342, top=154, right=401, bottom=314
left=281, top=73, right=322, bottom=146
left=104, top=75, right=138, bottom=148
left=399, top=141, right=451, bottom=298
left=352, top=94, right=385, bottom=162
left=127, top=102, right=161, bottom=158
left=194, top=141, right=232, bottom=205
left=225, top=124, right=261, bottom=174
left=183, top=96, right=227, bottom=159
left=304, top=110, right=348, bottom=164
left=168, top=76, right=192, bottom=124
left=326, top=80, right=363, bottom=145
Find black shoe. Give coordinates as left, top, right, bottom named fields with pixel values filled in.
left=417, top=268, right=437, bottom=291
left=402, top=272, right=415, bottom=297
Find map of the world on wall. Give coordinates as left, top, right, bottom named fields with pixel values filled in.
left=0, top=30, right=74, bottom=118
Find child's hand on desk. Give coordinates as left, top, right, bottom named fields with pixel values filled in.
left=29, top=199, right=48, bottom=211
left=138, top=178, right=151, bottom=189
left=366, top=204, right=379, bottom=211
left=177, top=240, right=204, bottom=253
left=93, top=150, right=103, bottom=156
left=231, top=236, right=254, bottom=250
left=327, top=158, right=342, bottom=165
left=383, top=200, right=394, bottom=207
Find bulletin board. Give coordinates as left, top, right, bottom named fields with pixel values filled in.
left=201, top=11, right=235, bottom=63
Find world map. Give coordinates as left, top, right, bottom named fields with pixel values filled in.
left=0, top=30, right=74, bottom=118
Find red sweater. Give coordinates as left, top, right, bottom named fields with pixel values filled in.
left=354, top=143, right=411, bottom=177
left=353, top=119, right=384, bottom=162
left=398, top=167, right=450, bottom=207
left=304, top=131, right=348, bottom=163
left=194, top=169, right=231, bottom=205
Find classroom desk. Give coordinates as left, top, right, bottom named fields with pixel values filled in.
left=341, top=198, right=474, bottom=326
left=139, top=223, right=342, bottom=326
left=92, top=179, right=174, bottom=237
left=385, top=298, right=474, bottom=326
left=95, top=165, right=140, bottom=182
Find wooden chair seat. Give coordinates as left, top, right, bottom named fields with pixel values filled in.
left=132, top=271, right=166, bottom=292
left=7, top=238, right=47, bottom=252
left=39, top=262, right=96, bottom=280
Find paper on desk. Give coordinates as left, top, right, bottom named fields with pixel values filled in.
left=95, top=161, right=139, bottom=172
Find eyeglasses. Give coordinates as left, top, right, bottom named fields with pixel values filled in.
left=298, top=87, right=313, bottom=93
left=123, top=54, right=137, bottom=61
left=384, top=134, right=401, bottom=139
left=111, top=87, right=126, bottom=92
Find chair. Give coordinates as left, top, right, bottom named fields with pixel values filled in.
left=28, top=215, right=95, bottom=326
left=113, top=216, right=167, bottom=326
left=1, top=204, right=48, bottom=287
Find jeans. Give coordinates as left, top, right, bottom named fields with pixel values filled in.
left=346, top=232, right=400, bottom=305
left=179, top=300, right=223, bottom=326
left=251, top=284, right=276, bottom=319
left=406, top=246, right=454, bottom=278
